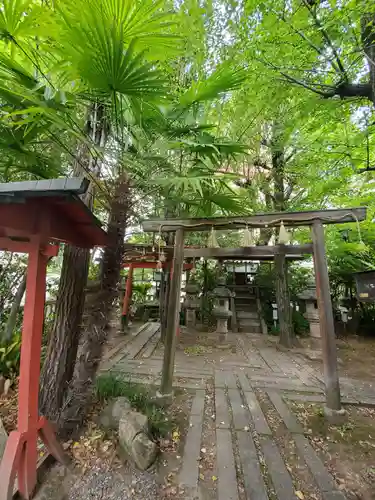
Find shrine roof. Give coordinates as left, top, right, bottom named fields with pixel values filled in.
left=0, top=177, right=108, bottom=248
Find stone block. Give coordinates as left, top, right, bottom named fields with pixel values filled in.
left=99, top=397, right=132, bottom=430
left=118, top=411, right=157, bottom=470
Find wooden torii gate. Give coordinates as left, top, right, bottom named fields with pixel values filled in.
left=0, top=178, right=108, bottom=500
left=142, top=207, right=367, bottom=420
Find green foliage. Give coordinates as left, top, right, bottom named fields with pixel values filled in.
left=95, top=373, right=174, bottom=438
left=132, top=282, right=153, bottom=306
left=0, top=333, right=21, bottom=378
left=292, top=309, right=310, bottom=337
left=191, top=260, right=219, bottom=325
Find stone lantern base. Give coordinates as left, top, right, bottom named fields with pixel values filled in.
left=186, top=308, right=197, bottom=329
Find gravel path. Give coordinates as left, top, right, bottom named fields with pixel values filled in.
left=68, top=462, right=159, bottom=500
left=34, top=461, right=159, bottom=500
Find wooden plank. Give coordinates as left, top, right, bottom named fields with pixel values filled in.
left=260, top=438, right=296, bottom=500
left=179, top=393, right=204, bottom=494
left=237, top=372, right=272, bottom=435
left=237, top=430, right=268, bottom=500
left=142, top=207, right=367, bottom=232
left=215, top=388, right=231, bottom=429
left=126, top=323, right=160, bottom=359
left=216, top=429, right=239, bottom=500
left=183, top=245, right=312, bottom=260
left=267, top=391, right=304, bottom=433
left=293, top=435, right=345, bottom=498
left=227, top=388, right=248, bottom=430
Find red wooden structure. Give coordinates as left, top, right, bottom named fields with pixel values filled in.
left=121, top=259, right=193, bottom=322
left=0, top=178, right=108, bottom=500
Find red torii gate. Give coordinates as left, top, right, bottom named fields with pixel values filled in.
left=0, top=178, right=108, bottom=500
left=121, top=257, right=193, bottom=324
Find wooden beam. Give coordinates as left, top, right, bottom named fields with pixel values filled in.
left=183, top=244, right=313, bottom=260
left=0, top=238, right=33, bottom=253
left=122, top=261, right=193, bottom=270
left=311, top=220, right=341, bottom=412
left=142, top=207, right=367, bottom=232
left=159, top=228, right=185, bottom=396
left=0, top=204, right=39, bottom=235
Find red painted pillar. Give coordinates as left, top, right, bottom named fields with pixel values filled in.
left=121, top=263, right=134, bottom=329
left=18, top=240, right=47, bottom=497
left=0, top=240, right=67, bottom=500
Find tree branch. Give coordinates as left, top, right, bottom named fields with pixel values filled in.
left=276, top=8, right=342, bottom=75
left=302, top=0, right=348, bottom=80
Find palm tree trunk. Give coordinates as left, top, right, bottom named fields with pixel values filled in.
left=40, top=103, right=108, bottom=421
left=39, top=245, right=90, bottom=419
left=57, top=175, right=130, bottom=438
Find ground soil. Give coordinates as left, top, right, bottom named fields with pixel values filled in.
left=0, top=386, right=17, bottom=432
left=290, top=401, right=375, bottom=500
left=302, top=336, right=375, bottom=381
left=336, top=337, right=375, bottom=380
left=157, top=388, right=193, bottom=498
left=198, top=381, right=218, bottom=500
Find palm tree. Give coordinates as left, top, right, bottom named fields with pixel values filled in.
left=38, top=0, right=180, bottom=426
left=0, top=0, right=251, bottom=434
left=0, top=0, right=179, bottom=425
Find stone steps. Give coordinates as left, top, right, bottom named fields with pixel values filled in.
left=236, top=311, right=259, bottom=320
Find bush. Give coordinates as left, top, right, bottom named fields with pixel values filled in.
left=292, top=309, right=310, bottom=336
left=95, top=373, right=174, bottom=438
left=0, top=334, right=21, bottom=379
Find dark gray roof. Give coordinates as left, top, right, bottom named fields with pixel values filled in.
left=0, top=177, right=89, bottom=199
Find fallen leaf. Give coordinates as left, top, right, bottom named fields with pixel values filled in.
left=199, top=473, right=204, bottom=480
left=172, top=430, right=180, bottom=442
left=212, top=475, right=217, bottom=482
left=295, top=491, right=304, bottom=500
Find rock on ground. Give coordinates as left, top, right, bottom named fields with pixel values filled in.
left=118, top=411, right=148, bottom=443
left=119, top=411, right=157, bottom=470
left=99, top=397, right=132, bottom=430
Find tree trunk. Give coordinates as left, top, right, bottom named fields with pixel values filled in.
left=271, top=124, right=293, bottom=346
left=39, top=103, right=108, bottom=421
left=39, top=246, right=90, bottom=419
left=275, top=249, right=293, bottom=347
left=57, top=175, right=130, bottom=438
left=361, top=13, right=375, bottom=107
left=3, top=272, right=26, bottom=342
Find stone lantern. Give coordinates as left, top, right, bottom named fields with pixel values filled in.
left=184, top=276, right=200, bottom=328
left=212, top=276, right=232, bottom=340
left=298, top=280, right=321, bottom=348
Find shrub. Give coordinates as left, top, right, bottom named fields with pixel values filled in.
left=95, top=373, right=174, bottom=438
left=0, top=334, right=21, bottom=379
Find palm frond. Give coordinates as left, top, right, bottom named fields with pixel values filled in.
left=0, top=0, right=46, bottom=42
left=55, top=0, right=178, bottom=99
left=178, top=64, right=248, bottom=109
